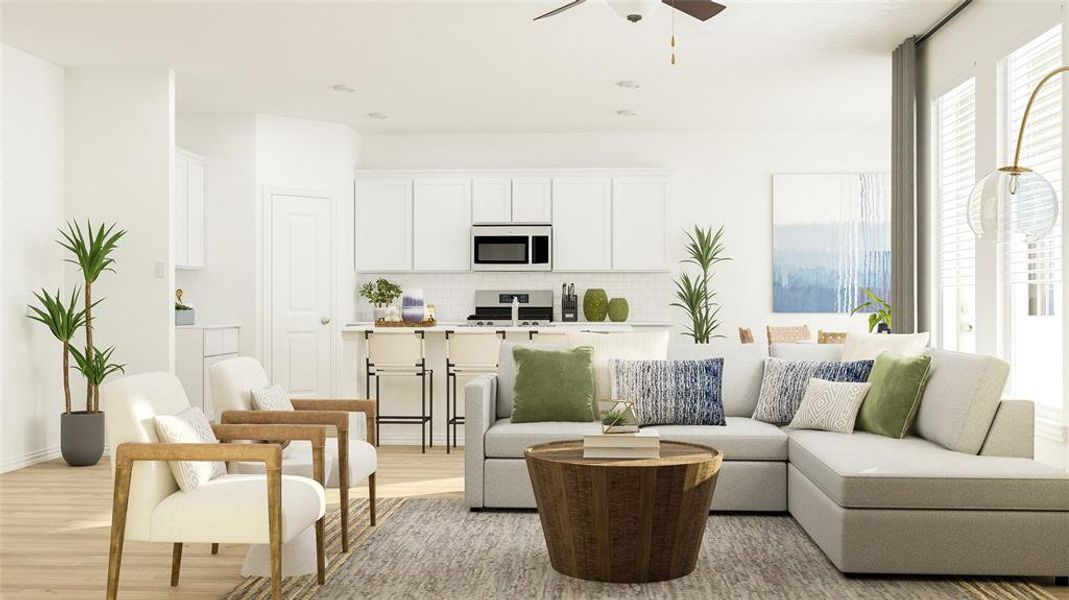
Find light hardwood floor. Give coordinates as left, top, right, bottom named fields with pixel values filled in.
left=1, top=447, right=1065, bottom=599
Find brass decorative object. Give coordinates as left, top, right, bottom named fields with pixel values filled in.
left=601, top=399, right=639, bottom=434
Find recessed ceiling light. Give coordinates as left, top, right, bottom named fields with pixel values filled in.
left=616, top=109, right=637, bottom=117
left=367, top=112, right=389, bottom=120
left=331, top=84, right=356, bottom=93
left=616, top=80, right=641, bottom=89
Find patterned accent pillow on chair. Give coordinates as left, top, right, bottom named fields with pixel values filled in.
left=609, top=358, right=725, bottom=426
left=752, top=358, right=874, bottom=425
left=153, top=407, right=227, bottom=492
left=788, top=378, right=871, bottom=433
left=251, top=384, right=295, bottom=411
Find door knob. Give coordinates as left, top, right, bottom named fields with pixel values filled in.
left=320, top=316, right=331, bottom=325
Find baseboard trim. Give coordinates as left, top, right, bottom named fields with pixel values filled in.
left=1, top=446, right=62, bottom=474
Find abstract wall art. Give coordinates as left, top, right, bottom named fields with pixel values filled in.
left=772, top=173, right=891, bottom=313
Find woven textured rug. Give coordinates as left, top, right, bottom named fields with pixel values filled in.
left=225, top=498, right=1057, bottom=600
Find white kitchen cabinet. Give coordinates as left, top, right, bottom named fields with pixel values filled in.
left=175, top=325, right=240, bottom=420
left=511, top=177, right=552, bottom=223
left=472, top=178, right=511, bottom=223
left=174, top=149, right=205, bottom=269
left=414, top=179, right=472, bottom=271
left=612, top=177, right=669, bottom=270
left=355, top=178, right=413, bottom=271
left=552, top=177, right=612, bottom=271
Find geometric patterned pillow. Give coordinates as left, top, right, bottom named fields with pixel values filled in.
left=751, top=358, right=874, bottom=425
left=251, top=384, right=294, bottom=412
left=788, top=378, right=871, bottom=433
left=609, top=358, right=725, bottom=426
left=153, top=407, right=227, bottom=492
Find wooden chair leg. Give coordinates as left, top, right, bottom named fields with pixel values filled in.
left=315, top=519, right=326, bottom=584
left=369, top=472, right=377, bottom=526
left=106, top=465, right=133, bottom=600
left=210, top=543, right=219, bottom=555
left=267, top=468, right=283, bottom=600
left=170, top=543, right=183, bottom=586
left=339, top=436, right=350, bottom=553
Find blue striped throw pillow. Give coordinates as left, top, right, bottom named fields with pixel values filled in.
left=752, top=357, right=874, bottom=425
left=609, top=358, right=725, bottom=426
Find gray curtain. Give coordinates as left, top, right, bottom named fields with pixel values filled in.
left=891, top=37, right=918, bottom=333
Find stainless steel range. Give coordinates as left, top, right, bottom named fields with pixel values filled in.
left=466, top=289, right=554, bottom=327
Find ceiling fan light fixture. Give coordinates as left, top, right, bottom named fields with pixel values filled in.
left=608, top=0, right=660, bottom=22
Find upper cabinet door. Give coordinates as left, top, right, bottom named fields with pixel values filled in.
left=174, top=154, right=190, bottom=268
left=472, top=177, right=511, bottom=223
left=186, top=159, right=206, bottom=268
left=354, top=179, right=413, bottom=272
left=511, top=177, right=552, bottom=223
left=612, top=176, right=669, bottom=271
left=413, top=178, right=472, bottom=271
left=552, top=177, right=612, bottom=271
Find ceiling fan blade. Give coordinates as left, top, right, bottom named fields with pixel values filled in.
left=663, top=0, right=726, bottom=22
left=533, top=0, right=587, bottom=21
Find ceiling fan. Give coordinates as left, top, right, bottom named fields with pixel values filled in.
left=534, top=0, right=727, bottom=23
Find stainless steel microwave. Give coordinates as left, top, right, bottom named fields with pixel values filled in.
left=471, top=225, right=552, bottom=271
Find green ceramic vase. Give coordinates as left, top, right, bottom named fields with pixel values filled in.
left=608, top=297, right=629, bottom=322
left=583, top=289, right=609, bottom=322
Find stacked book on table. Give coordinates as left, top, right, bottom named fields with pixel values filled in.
left=582, top=431, right=661, bottom=459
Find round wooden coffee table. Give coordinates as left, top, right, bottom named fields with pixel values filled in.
left=524, top=440, right=722, bottom=583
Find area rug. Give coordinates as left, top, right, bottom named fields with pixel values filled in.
left=225, top=498, right=1057, bottom=600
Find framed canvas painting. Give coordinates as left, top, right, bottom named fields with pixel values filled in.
left=772, top=173, right=891, bottom=313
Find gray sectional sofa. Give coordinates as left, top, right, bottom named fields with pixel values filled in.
left=464, top=342, right=1069, bottom=579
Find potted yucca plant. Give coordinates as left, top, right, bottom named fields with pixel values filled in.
left=26, top=221, right=126, bottom=467
left=671, top=225, right=730, bottom=344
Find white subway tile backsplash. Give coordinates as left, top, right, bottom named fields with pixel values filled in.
left=354, top=272, right=674, bottom=323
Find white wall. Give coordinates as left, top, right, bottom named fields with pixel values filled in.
left=175, top=113, right=258, bottom=356
left=357, top=130, right=889, bottom=338
left=65, top=67, right=176, bottom=384
left=254, top=114, right=361, bottom=396
left=1, top=46, right=66, bottom=471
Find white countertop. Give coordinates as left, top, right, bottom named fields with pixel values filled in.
left=341, top=321, right=671, bottom=334
left=176, top=323, right=241, bottom=329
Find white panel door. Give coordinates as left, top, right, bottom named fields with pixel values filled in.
left=511, top=177, right=552, bottom=223
left=612, top=176, right=669, bottom=270
left=552, top=177, right=612, bottom=271
left=270, top=194, right=332, bottom=397
left=354, top=179, right=413, bottom=271
left=174, top=154, right=189, bottom=267
left=414, top=178, right=472, bottom=271
left=186, top=159, right=205, bottom=268
left=472, top=177, right=511, bottom=223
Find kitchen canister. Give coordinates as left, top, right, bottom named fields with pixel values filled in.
left=401, top=289, right=426, bottom=322
left=608, top=297, right=629, bottom=322
left=583, top=288, right=609, bottom=322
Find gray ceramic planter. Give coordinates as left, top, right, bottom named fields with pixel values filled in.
left=61, top=411, right=105, bottom=467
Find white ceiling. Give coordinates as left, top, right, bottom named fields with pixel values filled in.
left=1, top=0, right=956, bottom=133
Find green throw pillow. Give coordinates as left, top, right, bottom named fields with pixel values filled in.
left=856, top=352, right=932, bottom=438
left=511, top=346, right=595, bottom=423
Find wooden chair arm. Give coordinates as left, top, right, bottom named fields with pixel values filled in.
left=221, top=409, right=348, bottom=435
left=291, top=399, right=376, bottom=444
left=113, top=442, right=282, bottom=471
left=211, top=423, right=326, bottom=448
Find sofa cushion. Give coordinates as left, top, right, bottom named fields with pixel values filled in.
left=484, top=419, right=603, bottom=458
left=565, top=331, right=670, bottom=410
left=644, top=417, right=789, bottom=461
left=667, top=342, right=768, bottom=417
left=752, top=358, right=874, bottom=425
left=511, top=346, right=596, bottom=423
left=769, top=343, right=843, bottom=362
left=856, top=352, right=932, bottom=439
left=609, top=358, right=725, bottom=426
left=841, top=332, right=929, bottom=361
left=787, top=429, right=1069, bottom=511
left=914, top=348, right=1010, bottom=455
left=496, top=341, right=568, bottom=419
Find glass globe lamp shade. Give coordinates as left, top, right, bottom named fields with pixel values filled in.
left=608, top=0, right=661, bottom=21
left=967, top=167, right=1059, bottom=243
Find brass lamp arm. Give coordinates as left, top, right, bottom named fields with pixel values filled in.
left=1012, top=65, right=1069, bottom=169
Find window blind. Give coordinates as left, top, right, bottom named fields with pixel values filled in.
left=936, top=78, right=977, bottom=290
left=1005, top=25, right=1063, bottom=287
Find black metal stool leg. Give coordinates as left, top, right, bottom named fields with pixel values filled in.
left=452, top=373, right=459, bottom=448
left=420, top=371, right=426, bottom=454
left=429, top=369, right=434, bottom=448
left=445, top=368, right=452, bottom=454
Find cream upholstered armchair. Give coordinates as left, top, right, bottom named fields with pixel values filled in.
left=102, top=372, right=327, bottom=600
left=209, top=356, right=377, bottom=551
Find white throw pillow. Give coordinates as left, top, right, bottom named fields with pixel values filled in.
left=841, top=332, right=930, bottom=361
left=788, top=378, right=870, bottom=433
left=153, top=407, right=227, bottom=492
left=252, top=384, right=295, bottom=411
left=565, top=330, right=670, bottom=405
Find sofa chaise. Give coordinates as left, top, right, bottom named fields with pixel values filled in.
left=464, top=341, right=1069, bottom=580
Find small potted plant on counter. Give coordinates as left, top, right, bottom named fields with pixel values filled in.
left=359, top=278, right=403, bottom=322
left=175, top=289, right=195, bottom=326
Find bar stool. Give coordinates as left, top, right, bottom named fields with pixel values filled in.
left=365, top=330, right=434, bottom=453
left=444, top=329, right=504, bottom=453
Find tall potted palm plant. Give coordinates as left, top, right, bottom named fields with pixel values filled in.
left=671, top=225, right=730, bottom=344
